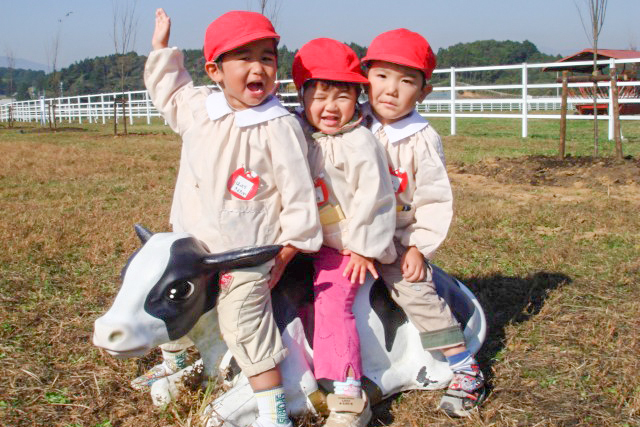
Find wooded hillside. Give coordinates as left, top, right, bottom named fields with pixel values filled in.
left=1, top=40, right=560, bottom=100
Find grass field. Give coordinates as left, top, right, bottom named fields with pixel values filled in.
left=1, top=118, right=639, bottom=427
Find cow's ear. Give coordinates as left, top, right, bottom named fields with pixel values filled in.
left=134, top=224, right=154, bottom=244
left=202, top=245, right=281, bottom=271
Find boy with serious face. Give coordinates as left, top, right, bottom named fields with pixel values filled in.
left=362, top=29, right=486, bottom=417
left=141, top=9, right=322, bottom=427
left=292, top=38, right=397, bottom=427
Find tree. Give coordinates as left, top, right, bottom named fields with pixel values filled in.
left=45, top=22, right=62, bottom=128
left=4, top=47, right=15, bottom=97
left=247, top=0, right=282, bottom=26
left=111, top=0, right=139, bottom=93
left=576, top=0, right=608, bottom=157
left=111, top=0, right=139, bottom=135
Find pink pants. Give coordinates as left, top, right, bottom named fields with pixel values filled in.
left=312, top=246, right=362, bottom=382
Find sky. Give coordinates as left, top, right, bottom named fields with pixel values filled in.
left=1, top=0, right=639, bottom=71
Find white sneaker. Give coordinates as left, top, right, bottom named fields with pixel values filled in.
left=324, top=392, right=372, bottom=427
left=130, top=361, right=178, bottom=390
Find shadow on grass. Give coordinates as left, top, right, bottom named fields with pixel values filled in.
left=369, top=270, right=571, bottom=426
left=464, top=271, right=572, bottom=371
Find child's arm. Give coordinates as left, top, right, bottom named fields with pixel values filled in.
left=342, top=131, right=397, bottom=266
left=404, top=130, right=453, bottom=259
left=145, top=8, right=200, bottom=135
left=151, top=8, right=171, bottom=50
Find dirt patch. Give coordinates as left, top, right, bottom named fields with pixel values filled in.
left=450, top=155, right=640, bottom=189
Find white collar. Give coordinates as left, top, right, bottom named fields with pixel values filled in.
left=364, top=102, right=429, bottom=144
left=205, top=91, right=290, bottom=127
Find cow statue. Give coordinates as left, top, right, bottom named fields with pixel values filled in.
left=93, top=225, right=486, bottom=426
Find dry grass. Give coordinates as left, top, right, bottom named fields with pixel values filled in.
left=1, top=121, right=639, bottom=427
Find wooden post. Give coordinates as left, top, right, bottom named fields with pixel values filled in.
left=122, top=98, right=128, bottom=135
left=610, top=67, right=623, bottom=160
left=592, top=74, right=599, bottom=157
left=559, top=71, right=568, bottom=159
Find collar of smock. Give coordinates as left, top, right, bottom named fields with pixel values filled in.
left=363, top=102, right=429, bottom=144
left=205, top=91, right=289, bottom=127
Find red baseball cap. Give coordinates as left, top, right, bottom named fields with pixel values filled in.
left=204, top=11, right=279, bottom=62
left=362, top=29, right=437, bottom=79
left=292, top=38, right=369, bottom=91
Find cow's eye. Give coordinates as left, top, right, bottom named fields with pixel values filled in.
left=166, top=281, right=195, bottom=302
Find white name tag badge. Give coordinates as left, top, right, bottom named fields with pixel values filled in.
left=228, top=167, right=260, bottom=200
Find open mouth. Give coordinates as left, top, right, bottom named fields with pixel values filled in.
left=320, top=116, right=340, bottom=127
left=247, top=82, right=265, bottom=94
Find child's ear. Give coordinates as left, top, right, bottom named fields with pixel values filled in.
left=205, top=61, right=223, bottom=84
left=418, top=83, right=433, bottom=103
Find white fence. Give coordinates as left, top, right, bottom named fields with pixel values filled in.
left=2, top=57, right=639, bottom=140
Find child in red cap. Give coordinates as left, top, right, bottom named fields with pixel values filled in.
left=361, top=28, right=485, bottom=417
left=292, top=38, right=397, bottom=427
left=142, top=9, right=322, bottom=427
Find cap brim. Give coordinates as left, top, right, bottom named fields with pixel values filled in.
left=211, top=30, right=280, bottom=61
left=309, top=70, right=369, bottom=85
left=362, top=53, right=426, bottom=75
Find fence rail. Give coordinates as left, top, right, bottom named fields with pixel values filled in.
left=2, top=57, right=639, bottom=140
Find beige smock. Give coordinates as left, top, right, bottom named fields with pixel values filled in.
left=145, top=48, right=322, bottom=254
left=363, top=103, right=453, bottom=260
left=145, top=47, right=322, bottom=376
left=363, top=103, right=463, bottom=349
left=302, top=119, right=397, bottom=264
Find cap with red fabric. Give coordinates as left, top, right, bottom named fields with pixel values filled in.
left=362, top=29, right=437, bottom=79
left=203, top=11, right=279, bottom=62
left=292, top=38, right=369, bottom=91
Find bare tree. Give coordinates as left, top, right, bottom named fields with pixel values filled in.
left=111, top=0, right=138, bottom=135
left=576, top=0, right=608, bottom=157
left=4, top=47, right=15, bottom=96
left=247, top=0, right=282, bottom=26
left=112, top=0, right=139, bottom=93
left=4, top=47, right=15, bottom=127
left=45, top=25, right=62, bottom=129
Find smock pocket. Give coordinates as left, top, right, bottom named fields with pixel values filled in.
left=395, top=205, right=416, bottom=229
left=219, top=200, right=273, bottom=248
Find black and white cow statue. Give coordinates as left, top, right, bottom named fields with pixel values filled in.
left=93, top=225, right=486, bottom=427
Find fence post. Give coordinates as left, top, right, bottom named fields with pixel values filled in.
left=88, top=96, right=92, bottom=124
left=101, top=95, right=106, bottom=124
left=521, top=62, right=528, bottom=138
left=450, top=67, right=456, bottom=136
left=146, top=91, right=151, bottom=125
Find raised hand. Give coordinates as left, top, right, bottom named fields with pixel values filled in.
left=151, top=8, right=171, bottom=50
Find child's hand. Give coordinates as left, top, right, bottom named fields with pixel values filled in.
left=343, top=251, right=378, bottom=285
left=268, top=245, right=298, bottom=289
left=401, top=246, right=426, bottom=282
left=151, top=8, right=171, bottom=50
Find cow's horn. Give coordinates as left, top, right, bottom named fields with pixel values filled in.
left=134, top=224, right=154, bottom=243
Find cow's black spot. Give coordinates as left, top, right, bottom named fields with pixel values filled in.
left=144, top=237, right=219, bottom=340
left=370, top=279, right=409, bottom=352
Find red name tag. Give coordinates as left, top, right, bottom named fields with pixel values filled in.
left=389, top=167, right=408, bottom=194
left=314, top=176, right=329, bottom=206
left=228, top=167, right=260, bottom=200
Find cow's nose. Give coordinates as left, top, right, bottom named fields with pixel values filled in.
left=93, top=316, right=146, bottom=354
